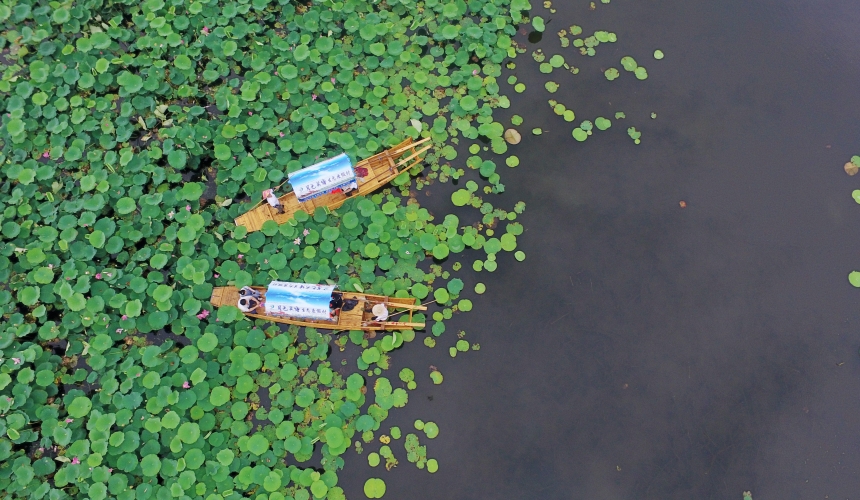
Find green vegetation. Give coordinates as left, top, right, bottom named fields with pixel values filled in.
left=0, top=0, right=537, bottom=498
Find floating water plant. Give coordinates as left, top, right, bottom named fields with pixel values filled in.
left=0, top=0, right=539, bottom=498
left=595, top=117, right=613, bottom=130
left=505, top=129, right=523, bottom=144
left=654, top=49, right=665, bottom=60
left=605, top=68, right=620, bottom=81
left=621, top=56, right=639, bottom=71
left=845, top=156, right=860, bottom=176
left=628, top=127, right=643, bottom=144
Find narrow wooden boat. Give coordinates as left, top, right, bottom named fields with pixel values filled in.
left=235, top=137, right=431, bottom=233
left=209, top=286, right=426, bottom=331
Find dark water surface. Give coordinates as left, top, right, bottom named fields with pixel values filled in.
left=341, top=0, right=860, bottom=498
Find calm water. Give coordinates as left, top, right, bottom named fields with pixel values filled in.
left=340, top=0, right=860, bottom=498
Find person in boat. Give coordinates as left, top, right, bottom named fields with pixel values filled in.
left=329, top=292, right=344, bottom=318
left=239, top=286, right=261, bottom=299
left=238, top=295, right=262, bottom=313
left=371, top=303, right=389, bottom=322
left=262, top=188, right=285, bottom=214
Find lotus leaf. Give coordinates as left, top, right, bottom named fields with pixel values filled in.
left=595, top=117, right=612, bottom=130
left=364, top=478, right=386, bottom=498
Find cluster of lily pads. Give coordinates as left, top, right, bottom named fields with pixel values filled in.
left=0, top=0, right=539, bottom=498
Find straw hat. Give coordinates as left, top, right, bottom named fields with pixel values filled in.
left=372, top=303, right=388, bottom=316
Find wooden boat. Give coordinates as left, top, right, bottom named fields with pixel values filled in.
left=209, top=286, right=426, bottom=331
left=235, top=137, right=431, bottom=233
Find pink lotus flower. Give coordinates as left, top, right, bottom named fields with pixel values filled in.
left=95, top=273, right=102, bottom=279
left=303, top=228, right=310, bottom=236
left=336, top=247, right=341, bottom=252
left=196, top=309, right=209, bottom=320
left=43, top=152, right=49, bottom=158
left=202, top=27, right=209, bottom=34
left=121, top=315, right=128, bottom=320
left=214, top=273, right=220, bottom=278
left=237, top=254, right=243, bottom=259
left=473, top=69, right=478, bottom=75
left=116, top=328, right=123, bottom=333
left=71, top=457, right=80, bottom=465
left=109, top=469, right=113, bottom=472
left=294, top=238, right=301, bottom=245
left=248, top=111, right=253, bottom=116
left=12, top=358, right=20, bottom=365
left=331, top=77, right=336, bottom=83
left=274, top=72, right=278, bottom=75
left=66, top=419, right=73, bottom=423
left=182, top=381, right=190, bottom=389
left=312, top=94, right=317, bottom=100
left=186, top=205, right=191, bottom=211
left=279, top=132, right=285, bottom=137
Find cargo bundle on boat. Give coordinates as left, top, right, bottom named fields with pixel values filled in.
left=210, top=281, right=426, bottom=331
left=235, top=137, right=431, bottom=233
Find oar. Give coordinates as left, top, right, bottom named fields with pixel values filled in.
left=392, top=145, right=431, bottom=171
left=390, top=136, right=431, bottom=154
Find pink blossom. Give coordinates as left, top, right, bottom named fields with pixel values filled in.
left=121, top=315, right=128, bottom=320
left=109, top=469, right=113, bottom=472
left=331, top=77, right=336, bottom=83
left=237, top=254, right=244, bottom=259
left=95, top=273, right=102, bottom=279
left=65, top=419, right=73, bottom=423
left=312, top=94, right=317, bottom=101
left=303, top=228, right=310, bottom=236
left=43, top=152, right=50, bottom=158
left=274, top=72, right=278, bottom=75
left=116, top=328, right=123, bottom=334
left=202, top=27, right=209, bottom=34
left=294, top=238, right=301, bottom=245
left=71, top=457, right=80, bottom=465
left=336, top=247, right=341, bottom=252
left=279, top=132, right=285, bottom=137
left=248, top=111, right=253, bottom=116
left=473, top=69, right=478, bottom=75
left=12, top=358, right=20, bottom=365
left=214, top=273, right=220, bottom=278
left=182, top=381, right=190, bottom=389
left=186, top=205, right=191, bottom=211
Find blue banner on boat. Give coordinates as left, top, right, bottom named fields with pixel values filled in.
left=288, top=153, right=357, bottom=202
left=265, top=281, right=336, bottom=321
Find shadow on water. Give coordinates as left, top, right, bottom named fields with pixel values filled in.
left=337, top=0, right=860, bottom=498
